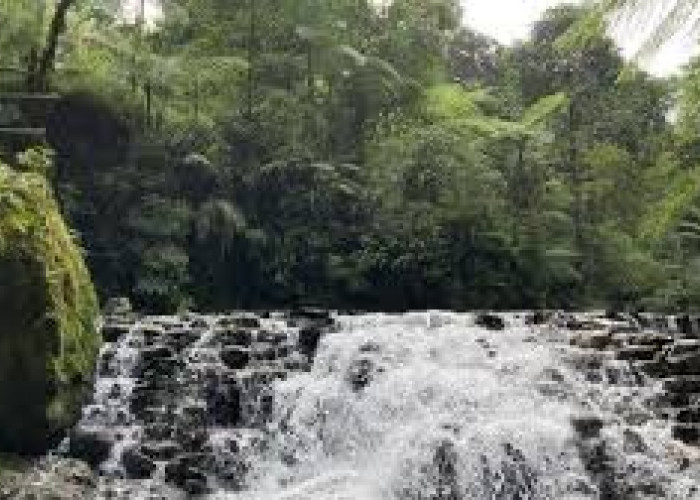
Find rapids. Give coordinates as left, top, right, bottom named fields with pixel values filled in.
left=220, top=312, right=700, bottom=499
left=59, top=311, right=700, bottom=499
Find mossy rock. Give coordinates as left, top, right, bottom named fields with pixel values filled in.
left=0, top=164, right=100, bottom=454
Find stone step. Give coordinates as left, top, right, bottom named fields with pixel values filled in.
left=569, top=330, right=619, bottom=350
left=673, top=423, right=700, bottom=445
left=662, top=376, right=700, bottom=394
left=675, top=315, right=700, bottom=338
left=653, top=391, right=692, bottom=409
left=665, top=354, right=700, bottom=376
left=101, top=323, right=132, bottom=343
left=665, top=339, right=700, bottom=357
left=634, top=360, right=667, bottom=378
left=675, top=406, right=700, bottom=424
left=616, top=332, right=673, bottom=348
left=616, top=345, right=658, bottom=362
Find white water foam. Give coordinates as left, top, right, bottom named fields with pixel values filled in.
left=213, top=312, right=700, bottom=499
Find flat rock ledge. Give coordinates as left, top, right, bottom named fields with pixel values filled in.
left=543, top=311, right=700, bottom=448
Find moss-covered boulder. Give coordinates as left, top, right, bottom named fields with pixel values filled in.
left=0, top=164, right=100, bottom=454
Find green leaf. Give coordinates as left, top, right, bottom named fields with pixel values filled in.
left=520, top=92, right=569, bottom=128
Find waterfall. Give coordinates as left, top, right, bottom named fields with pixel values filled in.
left=59, top=311, right=700, bottom=499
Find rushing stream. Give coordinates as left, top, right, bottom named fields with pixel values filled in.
left=57, top=311, right=700, bottom=499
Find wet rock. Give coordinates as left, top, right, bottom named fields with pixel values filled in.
left=289, top=308, right=333, bottom=326
left=98, top=347, right=118, bottom=377
left=624, top=332, right=672, bottom=348
left=221, top=347, right=250, bottom=370
left=677, top=315, right=695, bottom=337
left=623, top=428, right=648, bottom=453
left=164, top=456, right=210, bottom=495
left=219, top=328, right=254, bottom=347
left=104, top=297, right=133, bottom=316
left=190, top=317, right=209, bottom=329
left=347, top=357, right=375, bottom=392
left=259, top=393, right=274, bottom=417
left=673, top=424, right=700, bottom=445
left=668, top=339, right=700, bottom=357
left=572, top=414, right=604, bottom=439
left=176, top=427, right=209, bottom=452
left=207, top=379, right=242, bottom=426
left=67, top=429, right=112, bottom=468
left=525, top=311, right=553, bottom=325
left=298, top=326, right=323, bottom=358
left=676, top=407, right=700, bottom=424
left=663, top=376, right=700, bottom=394
left=257, top=329, right=288, bottom=344
left=141, top=441, right=181, bottom=461
left=432, top=440, right=460, bottom=500
left=615, top=345, right=658, bottom=362
left=475, top=313, right=505, bottom=331
left=577, top=439, right=618, bottom=497
left=141, top=345, right=175, bottom=361
left=143, top=423, right=174, bottom=441
left=255, top=345, right=277, bottom=361
left=101, top=323, right=131, bottom=343
left=666, top=354, right=700, bottom=375
left=359, top=341, right=381, bottom=353
left=130, top=385, right=161, bottom=415
left=164, top=328, right=199, bottom=351
left=564, top=315, right=605, bottom=331
left=122, top=447, right=156, bottom=479
left=654, top=391, right=691, bottom=408
left=219, top=314, right=260, bottom=329
left=134, top=355, right=179, bottom=379
left=570, top=330, right=616, bottom=350
left=637, top=359, right=667, bottom=378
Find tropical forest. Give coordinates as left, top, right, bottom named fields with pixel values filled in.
left=4, top=1, right=700, bottom=499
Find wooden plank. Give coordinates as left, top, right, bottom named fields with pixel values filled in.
left=0, top=127, right=46, bottom=136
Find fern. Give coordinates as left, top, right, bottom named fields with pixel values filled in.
left=639, top=165, right=700, bottom=244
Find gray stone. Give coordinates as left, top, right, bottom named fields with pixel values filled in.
left=122, top=447, right=156, bottom=479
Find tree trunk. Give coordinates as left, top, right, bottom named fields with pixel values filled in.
left=30, top=0, right=75, bottom=92
left=247, top=0, right=257, bottom=119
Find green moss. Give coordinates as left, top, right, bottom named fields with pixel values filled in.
left=0, top=163, right=100, bottom=454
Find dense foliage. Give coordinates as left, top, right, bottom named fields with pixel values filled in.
left=2, top=1, right=700, bottom=312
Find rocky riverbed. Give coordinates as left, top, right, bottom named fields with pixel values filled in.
left=5, top=310, right=700, bottom=499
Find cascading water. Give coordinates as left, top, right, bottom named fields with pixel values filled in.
left=220, top=312, right=700, bottom=499
left=55, top=311, right=700, bottom=499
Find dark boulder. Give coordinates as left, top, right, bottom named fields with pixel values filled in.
left=143, top=423, right=174, bottom=441
left=122, top=447, right=156, bottom=479
left=207, top=379, right=242, bottom=426
left=67, top=429, right=112, bottom=468
left=525, top=311, right=553, bottom=326
left=673, top=424, right=700, bottom=445
left=101, top=324, right=131, bottom=343
left=347, top=357, right=376, bottom=392
left=0, top=166, right=100, bottom=455
left=298, top=326, right=323, bottom=358
left=572, top=414, right=605, bottom=440
left=165, top=456, right=211, bottom=495
left=218, top=328, right=254, bottom=347
left=221, top=348, right=250, bottom=370
left=141, top=441, right=181, bottom=461
left=219, top=315, right=260, bottom=329
left=475, top=313, right=505, bottom=331
left=289, top=308, right=333, bottom=325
